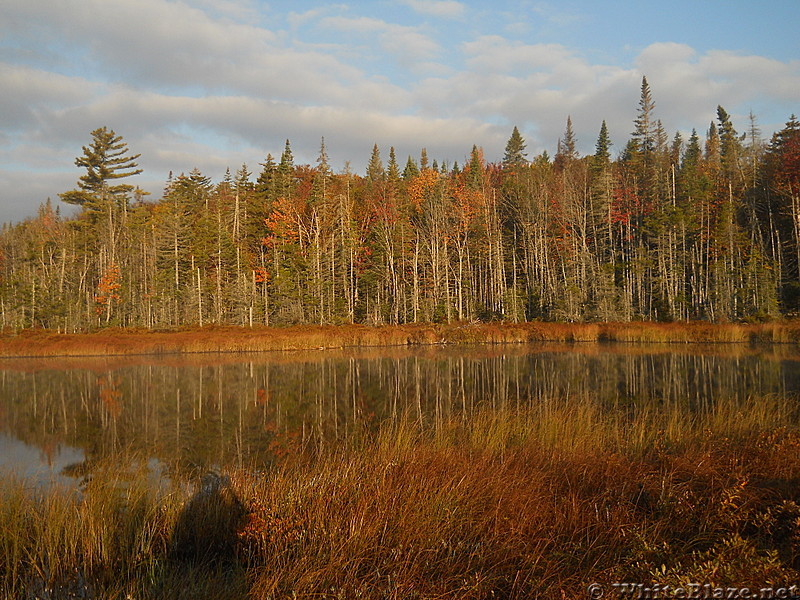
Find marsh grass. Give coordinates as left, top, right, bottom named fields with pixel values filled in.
left=3, top=393, right=800, bottom=598
left=4, top=320, right=800, bottom=358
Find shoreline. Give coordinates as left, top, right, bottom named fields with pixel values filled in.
left=2, top=320, right=800, bottom=358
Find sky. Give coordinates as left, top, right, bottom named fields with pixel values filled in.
left=1, top=0, right=799, bottom=223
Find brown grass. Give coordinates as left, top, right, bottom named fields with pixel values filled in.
left=3, top=395, right=800, bottom=598
left=3, top=339, right=800, bottom=374
left=3, top=320, right=800, bottom=358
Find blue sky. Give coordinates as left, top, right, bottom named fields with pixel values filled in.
left=1, top=0, right=798, bottom=223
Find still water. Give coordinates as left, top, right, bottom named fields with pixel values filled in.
left=1, top=343, right=799, bottom=482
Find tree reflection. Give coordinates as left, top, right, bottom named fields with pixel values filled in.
left=0, top=344, right=797, bottom=475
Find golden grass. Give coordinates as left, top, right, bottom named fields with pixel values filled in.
left=2, top=320, right=800, bottom=358
left=3, top=394, right=800, bottom=598
left=3, top=339, right=800, bottom=375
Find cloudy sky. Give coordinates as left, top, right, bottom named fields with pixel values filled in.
left=1, top=0, right=798, bottom=223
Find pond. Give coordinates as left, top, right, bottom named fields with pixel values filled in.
left=1, top=343, right=799, bottom=483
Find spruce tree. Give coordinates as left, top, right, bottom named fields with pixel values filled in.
left=467, top=145, right=484, bottom=190
left=387, top=147, right=401, bottom=182
left=316, top=137, right=331, bottom=175
left=632, top=76, right=656, bottom=155
left=717, top=106, right=743, bottom=183
left=420, top=148, right=429, bottom=170
left=367, top=144, right=384, bottom=181
left=256, top=154, right=277, bottom=200
left=503, top=126, right=528, bottom=168
left=554, top=116, right=578, bottom=169
left=403, top=156, right=420, bottom=180
left=277, top=140, right=294, bottom=198
left=593, top=120, right=612, bottom=168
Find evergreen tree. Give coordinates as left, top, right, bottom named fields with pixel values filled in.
left=387, top=147, right=401, bottom=182
left=60, top=127, right=142, bottom=210
left=316, top=137, right=331, bottom=174
left=367, top=144, right=385, bottom=181
left=277, top=140, right=294, bottom=199
left=502, top=126, right=528, bottom=168
left=256, top=154, right=277, bottom=200
left=670, top=132, right=684, bottom=167
left=554, top=116, right=578, bottom=169
left=683, top=129, right=702, bottom=170
left=467, top=145, right=484, bottom=190
left=705, top=122, right=721, bottom=165
left=631, top=76, right=656, bottom=155
left=717, top=106, right=743, bottom=183
left=403, top=156, right=420, bottom=180
left=593, top=121, right=612, bottom=168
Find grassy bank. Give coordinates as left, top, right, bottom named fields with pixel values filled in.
left=3, top=320, right=800, bottom=357
left=3, top=393, right=800, bottom=599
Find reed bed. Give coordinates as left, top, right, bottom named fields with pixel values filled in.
left=3, top=392, right=800, bottom=599
left=3, top=320, right=800, bottom=358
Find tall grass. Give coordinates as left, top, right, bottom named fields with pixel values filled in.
left=3, top=320, right=800, bottom=357
left=3, top=394, right=800, bottom=598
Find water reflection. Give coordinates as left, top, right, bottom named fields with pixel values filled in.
left=0, top=431, right=84, bottom=487
left=0, top=343, right=799, bottom=479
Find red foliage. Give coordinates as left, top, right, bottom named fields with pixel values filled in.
left=262, top=197, right=301, bottom=247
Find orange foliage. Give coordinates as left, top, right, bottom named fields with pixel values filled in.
left=407, top=169, right=441, bottom=211
left=450, top=180, right=481, bottom=233
left=98, top=374, right=122, bottom=418
left=262, top=197, right=301, bottom=247
left=94, top=264, right=121, bottom=314
left=253, top=267, right=270, bottom=284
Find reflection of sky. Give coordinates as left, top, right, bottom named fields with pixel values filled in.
left=0, top=432, right=84, bottom=488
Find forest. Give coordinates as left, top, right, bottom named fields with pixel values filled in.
left=2, top=77, right=799, bottom=332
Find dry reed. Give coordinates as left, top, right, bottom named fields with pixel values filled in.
left=3, top=320, right=800, bottom=358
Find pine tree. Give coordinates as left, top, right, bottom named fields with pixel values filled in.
left=632, top=76, right=656, bottom=155
left=60, top=127, right=142, bottom=210
left=502, top=126, right=528, bottom=168
left=683, top=129, right=702, bottom=170
left=593, top=120, right=612, bottom=168
left=467, top=145, right=484, bottom=190
left=717, top=106, right=743, bottom=183
left=403, top=156, right=420, bottom=180
left=277, top=140, right=294, bottom=199
left=387, top=147, right=401, bottom=182
left=316, top=137, right=331, bottom=175
left=367, top=144, right=384, bottom=181
left=256, top=154, right=277, bottom=200
left=554, top=116, right=578, bottom=169
left=705, top=122, right=720, bottom=165
left=670, top=132, right=684, bottom=167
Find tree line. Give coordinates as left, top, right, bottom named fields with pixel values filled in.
left=2, top=77, right=799, bottom=331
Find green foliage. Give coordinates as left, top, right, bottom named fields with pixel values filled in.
left=59, top=126, right=142, bottom=210
left=502, top=125, right=528, bottom=169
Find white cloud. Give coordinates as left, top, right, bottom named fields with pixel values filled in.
left=400, top=0, right=465, bottom=19
left=319, top=15, right=442, bottom=65
left=529, top=2, right=583, bottom=27
left=0, top=64, right=99, bottom=130
left=0, top=0, right=798, bottom=223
